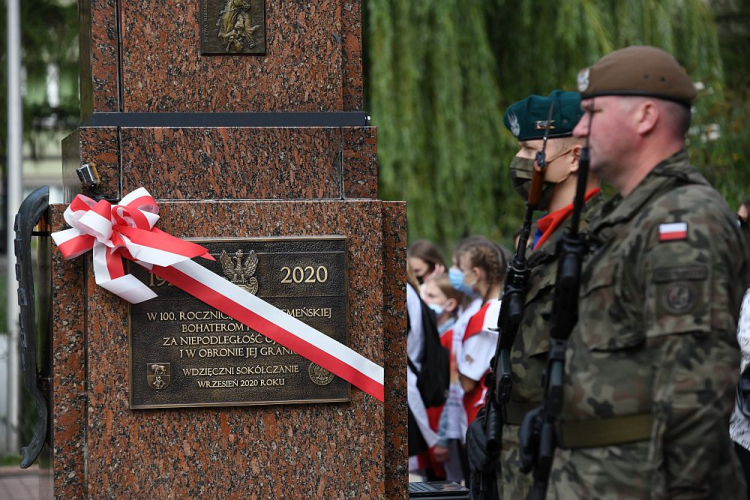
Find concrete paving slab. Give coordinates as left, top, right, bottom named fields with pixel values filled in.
left=0, top=465, right=40, bottom=500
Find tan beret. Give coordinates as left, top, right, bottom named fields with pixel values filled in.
left=577, top=46, right=697, bottom=106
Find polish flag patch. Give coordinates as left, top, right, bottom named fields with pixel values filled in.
left=659, top=222, right=688, bottom=241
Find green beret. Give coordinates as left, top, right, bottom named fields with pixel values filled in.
left=577, top=46, right=697, bottom=106
left=503, top=90, right=583, bottom=141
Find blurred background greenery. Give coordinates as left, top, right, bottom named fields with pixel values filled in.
left=365, top=0, right=750, bottom=253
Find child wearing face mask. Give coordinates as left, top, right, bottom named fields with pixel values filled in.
left=421, top=274, right=463, bottom=336
left=450, top=237, right=509, bottom=426
left=420, top=274, right=468, bottom=481
left=408, top=239, right=447, bottom=286
left=412, top=237, right=504, bottom=479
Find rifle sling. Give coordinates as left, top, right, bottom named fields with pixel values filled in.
left=558, top=413, right=653, bottom=449
left=503, top=401, right=539, bottom=426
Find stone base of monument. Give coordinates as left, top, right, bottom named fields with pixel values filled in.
left=26, top=0, right=408, bottom=496
left=43, top=198, right=406, bottom=498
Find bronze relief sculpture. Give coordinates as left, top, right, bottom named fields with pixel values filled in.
left=201, top=0, right=265, bottom=55
left=218, top=0, right=261, bottom=52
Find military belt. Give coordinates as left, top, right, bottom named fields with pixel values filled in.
left=503, top=401, right=539, bottom=426
left=558, top=413, right=653, bottom=449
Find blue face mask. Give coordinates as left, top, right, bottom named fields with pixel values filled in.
left=428, top=302, right=444, bottom=316
left=449, top=267, right=478, bottom=298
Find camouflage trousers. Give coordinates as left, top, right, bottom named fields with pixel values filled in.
left=495, top=424, right=534, bottom=500
left=546, top=440, right=747, bottom=500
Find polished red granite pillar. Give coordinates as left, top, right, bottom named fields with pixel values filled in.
left=43, top=1, right=407, bottom=498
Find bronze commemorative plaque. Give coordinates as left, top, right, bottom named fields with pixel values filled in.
left=129, top=237, right=349, bottom=409
left=200, top=0, right=266, bottom=55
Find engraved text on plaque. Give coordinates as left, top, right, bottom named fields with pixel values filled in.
left=129, top=237, right=349, bottom=409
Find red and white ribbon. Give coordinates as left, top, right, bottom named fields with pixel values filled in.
left=52, top=188, right=212, bottom=303
left=52, top=188, right=385, bottom=401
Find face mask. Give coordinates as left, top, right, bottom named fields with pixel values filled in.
left=427, top=302, right=444, bottom=316
left=509, top=148, right=574, bottom=211
left=509, top=156, right=556, bottom=210
left=449, top=268, right=479, bottom=298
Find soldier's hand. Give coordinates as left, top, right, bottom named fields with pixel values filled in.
left=519, top=406, right=543, bottom=475
left=466, top=408, right=492, bottom=475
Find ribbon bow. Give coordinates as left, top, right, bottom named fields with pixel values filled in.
left=52, top=188, right=213, bottom=303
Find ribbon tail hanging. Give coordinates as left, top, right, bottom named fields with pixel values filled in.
left=147, top=259, right=386, bottom=402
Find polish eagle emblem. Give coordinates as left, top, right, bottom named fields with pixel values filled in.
left=219, top=249, right=259, bottom=295
left=508, top=112, right=521, bottom=137
left=577, top=67, right=590, bottom=92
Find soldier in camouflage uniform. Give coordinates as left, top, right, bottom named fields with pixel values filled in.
left=466, top=90, right=603, bottom=499
left=547, top=46, right=749, bottom=499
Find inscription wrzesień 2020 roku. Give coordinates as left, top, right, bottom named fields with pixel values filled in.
left=129, top=237, right=349, bottom=409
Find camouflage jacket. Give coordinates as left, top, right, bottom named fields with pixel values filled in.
left=509, top=191, right=604, bottom=406
left=498, top=191, right=603, bottom=500
left=551, top=150, right=748, bottom=499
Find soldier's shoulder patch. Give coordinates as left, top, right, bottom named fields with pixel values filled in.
left=653, top=266, right=706, bottom=317
left=659, top=222, right=688, bottom=242
left=661, top=281, right=698, bottom=315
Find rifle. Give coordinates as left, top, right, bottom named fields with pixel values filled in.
left=521, top=102, right=594, bottom=500
left=478, top=102, right=555, bottom=499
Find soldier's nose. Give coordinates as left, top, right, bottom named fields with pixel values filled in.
left=573, top=119, right=587, bottom=138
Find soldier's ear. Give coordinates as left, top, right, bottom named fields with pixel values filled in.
left=569, top=145, right=582, bottom=172
left=635, top=100, right=659, bottom=135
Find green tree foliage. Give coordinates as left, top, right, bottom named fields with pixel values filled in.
left=368, top=0, right=514, bottom=251
left=694, top=98, right=750, bottom=210
left=487, top=0, right=723, bottom=103
left=20, top=0, right=80, bottom=158
left=367, top=0, right=745, bottom=251
left=702, top=0, right=750, bottom=211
